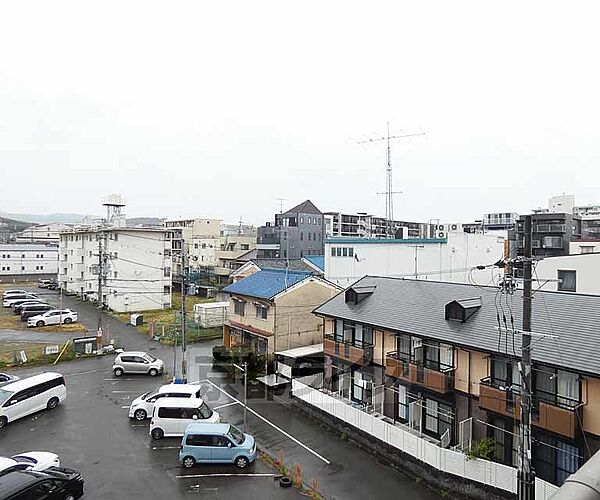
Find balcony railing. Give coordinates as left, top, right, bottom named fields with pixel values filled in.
left=385, top=352, right=454, bottom=395
left=323, top=334, right=374, bottom=365
left=479, top=377, right=583, bottom=439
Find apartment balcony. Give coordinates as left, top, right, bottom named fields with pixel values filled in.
left=479, top=378, right=582, bottom=439
left=385, top=353, right=454, bottom=395
left=323, top=334, right=374, bottom=365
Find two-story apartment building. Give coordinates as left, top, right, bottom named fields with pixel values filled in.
left=58, top=227, right=176, bottom=312
left=222, top=268, right=339, bottom=354
left=314, top=277, right=600, bottom=486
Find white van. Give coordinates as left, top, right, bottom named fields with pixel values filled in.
left=0, top=373, right=66, bottom=428
left=149, top=398, right=220, bottom=439
left=129, top=383, right=205, bottom=421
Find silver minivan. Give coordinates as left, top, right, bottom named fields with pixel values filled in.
left=113, top=351, right=164, bottom=377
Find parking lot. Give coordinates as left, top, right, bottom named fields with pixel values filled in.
left=0, top=288, right=439, bottom=499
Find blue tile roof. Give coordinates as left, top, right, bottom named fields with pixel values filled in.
left=223, top=268, right=313, bottom=300
left=303, top=255, right=324, bottom=271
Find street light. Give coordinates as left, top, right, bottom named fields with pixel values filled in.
left=233, top=361, right=248, bottom=433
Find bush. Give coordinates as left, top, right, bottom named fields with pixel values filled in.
left=212, top=346, right=267, bottom=379
left=466, top=437, right=495, bottom=461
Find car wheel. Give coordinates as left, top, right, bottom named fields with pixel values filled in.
left=133, top=409, right=147, bottom=421
left=235, top=456, right=249, bottom=468
left=36, top=320, right=45, bottom=327
left=151, top=428, right=164, bottom=440
left=63, top=317, right=72, bottom=324
left=182, top=456, right=196, bottom=469
left=114, top=368, right=124, bottom=377
left=47, top=397, right=59, bottom=410
left=65, top=494, right=76, bottom=500
left=0, top=416, right=7, bottom=429
left=149, top=368, right=158, bottom=377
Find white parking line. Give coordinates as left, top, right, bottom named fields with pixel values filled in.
left=121, top=405, right=130, bottom=409
left=204, top=380, right=331, bottom=465
left=213, top=402, right=239, bottom=410
left=177, top=473, right=278, bottom=479
left=65, top=369, right=104, bottom=377
left=111, top=390, right=138, bottom=393
left=152, top=446, right=180, bottom=450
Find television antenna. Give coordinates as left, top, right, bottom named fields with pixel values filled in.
left=358, top=123, right=425, bottom=237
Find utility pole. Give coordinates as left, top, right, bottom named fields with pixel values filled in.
left=518, top=214, right=535, bottom=500
left=180, top=244, right=187, bottom=382
left=358, top=124, right=425, bottom=238
left=96, top=232, right=107, bottom=350
left=411, top=244, right=424, bottom=277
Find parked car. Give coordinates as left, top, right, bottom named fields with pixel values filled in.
left=37, top=280, right=53, bottom=289
left=112, top=352, right=164, bottom=377
left=46, top=282, right=59, bottom=290
left=27, top=309, right=77, bottom=328
left=129, top=383, right=205, bottom=421
left=3, top=294, right=38, bottom=307
left=2, top=289, right=29, bottom=298
left=20, top=304, right=54, bottom=321
left=0, top=373, right=66, bottom=429
left=13, top=301, right=48, bottom=314
left=0, top=452, right=60, bottom=475
left=150, top=398, right=220, bottom=440
left=0, top=467, right=84, bottom=499
left=0, top=374, right=18, bottom=387
left=179, top=423, right=256, bottom=469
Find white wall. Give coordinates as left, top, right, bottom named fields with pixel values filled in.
left=189, top=237, right=217, bottom=267
left=0, top=244, right=58, bottom=277
left=534, top=253, right=600, bottom=294
left=570, top=241, right=600, bottom=254
left=59, top=229, right=172, bottom=312
left=325, top=233, right=505, bottom=287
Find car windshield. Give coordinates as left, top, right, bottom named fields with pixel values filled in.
left=141, top=390, right=158, bottom=401
left=0, top=389, right=14, bottom=406
left=227, top=425, right=245, bottom=445
left=144, top=354, right=156, bottom=363
left=12, top=456, right=36, bottom=464
left=198, top=402, right=213, bottom=420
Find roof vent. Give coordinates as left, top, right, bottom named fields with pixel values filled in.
left=445, top=297, right=482, bottom=323
left=345, top=285, right=376, bottom=305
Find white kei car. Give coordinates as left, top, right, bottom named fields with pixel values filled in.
left=27, top=309, right=78, bottom=328
left=0, top=451, right=60, bottom=474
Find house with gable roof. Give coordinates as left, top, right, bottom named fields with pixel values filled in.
left=222, top=268, right=340, bottom=354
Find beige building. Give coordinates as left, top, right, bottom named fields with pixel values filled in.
left=222, top=268, right=339, bottom=354
left=314, top=277, right=600, bottom=488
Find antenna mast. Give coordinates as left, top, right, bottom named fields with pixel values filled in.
left=358, top=123, right=425, bottom=237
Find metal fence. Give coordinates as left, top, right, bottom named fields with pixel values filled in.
left=292, top=379, right=560, bottom=499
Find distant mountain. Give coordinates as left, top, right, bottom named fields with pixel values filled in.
left=0, top=210, right=163, bottom=227
left=0, top=211, right=90, bottom=224
left=0, top=216, right=36, bottom=230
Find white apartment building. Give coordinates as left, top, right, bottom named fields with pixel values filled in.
left=0, top=244, right=58, bottom=280
left=15, top=223, right=73, bottom=244
left=534, top=252, right=600, bottom=295
left=58, top=227, right=175, bottom=312
left=164, top=218, right=221, bottom=247
left=325, top=233, right=506, bottom=287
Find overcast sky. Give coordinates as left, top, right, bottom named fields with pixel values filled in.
left=1, top=1, right=599, bottom=224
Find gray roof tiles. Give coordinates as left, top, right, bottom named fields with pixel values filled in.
left=314, top=276, right=600, bottom=377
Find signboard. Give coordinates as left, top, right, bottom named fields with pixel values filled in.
left=45, top=345, right=60, bottom=355
left=72, top=336, right=98, bottom=354
left=19, top=350, right=27, bottom=363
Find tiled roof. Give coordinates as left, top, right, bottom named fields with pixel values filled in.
left=223, top=268, right=313, bottom=300
left=284, top=200, right=322, bottom=216
left=303, top=255, right=324, bottom=271
left=314, top=276, right=600, bottom=377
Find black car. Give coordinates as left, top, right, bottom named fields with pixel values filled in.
left=46, top=282, right=59, bottom=290
left=13, top=301, right=47, bottom=314
left=0, top=468, right=84, bottom=500
left=20, top=304, right=54, bottom=321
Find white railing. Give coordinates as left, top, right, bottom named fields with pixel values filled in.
left=292, top=380, right=560, bottom=499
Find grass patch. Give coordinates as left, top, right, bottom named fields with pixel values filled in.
left=0, top=341, right=77, bottom=368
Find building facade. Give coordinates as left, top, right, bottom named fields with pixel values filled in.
left=0, top=244, right=58, bottom=281
left=58, top=227, right=175, bottom=312
left=324, top=233, right=506, bottom=287
left=516, top=213, right=582, bottom=258
left=324, top=212, right=427, bottom=239
left=314, top=277, right=600, bottom=487
left=222, top=268, right=339, bottom=354
left=15, top=222, right=73, bottom=244
left=532, top=253, right=600, bottom=295
left=257, top=200, right=325, bottom=259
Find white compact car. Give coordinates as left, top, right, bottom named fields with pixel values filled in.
left=0, top=452, right=60, bottom=474
left=129, top=384, right=204, bottom=421
left=28, top=309, right=78, bottom=328
left=3, top=294, right=38, bottom=307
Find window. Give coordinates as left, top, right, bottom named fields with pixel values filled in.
left=308, top=233, right=311, bottom=241
left=308, top=218, right=312, bottom=225
left=331, top=247, right=336, bottom=257
left=300, top=217, right=304, bottom=224
left=233, top=300, right=245, bottom=316
left=542, top=236, right=563, bottom=248
left=351, top=369, right=372, bottom=403
left=113, top=271, right=118, bottom=278
left=336, top=248, right=342, bottom=257
left=342, top=247, right=348, bottom=257
left=535, top=437, right=580, bottom=486
left=164, top=267, right=171, bottom=278
left=348, top=247, right=353, bottom=257
left=198, top=401, right=213, bottom=419
left=255, top=304, right=268, bottom=320
left=557, top=270, right=576, bottom=292
left=397, top=384, right=408, bottom=421
left=424, top=398, right=452, bottom=439
left=241, top=244, right=249, bottom=250
left=300, top=232, right=304, bottom=240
